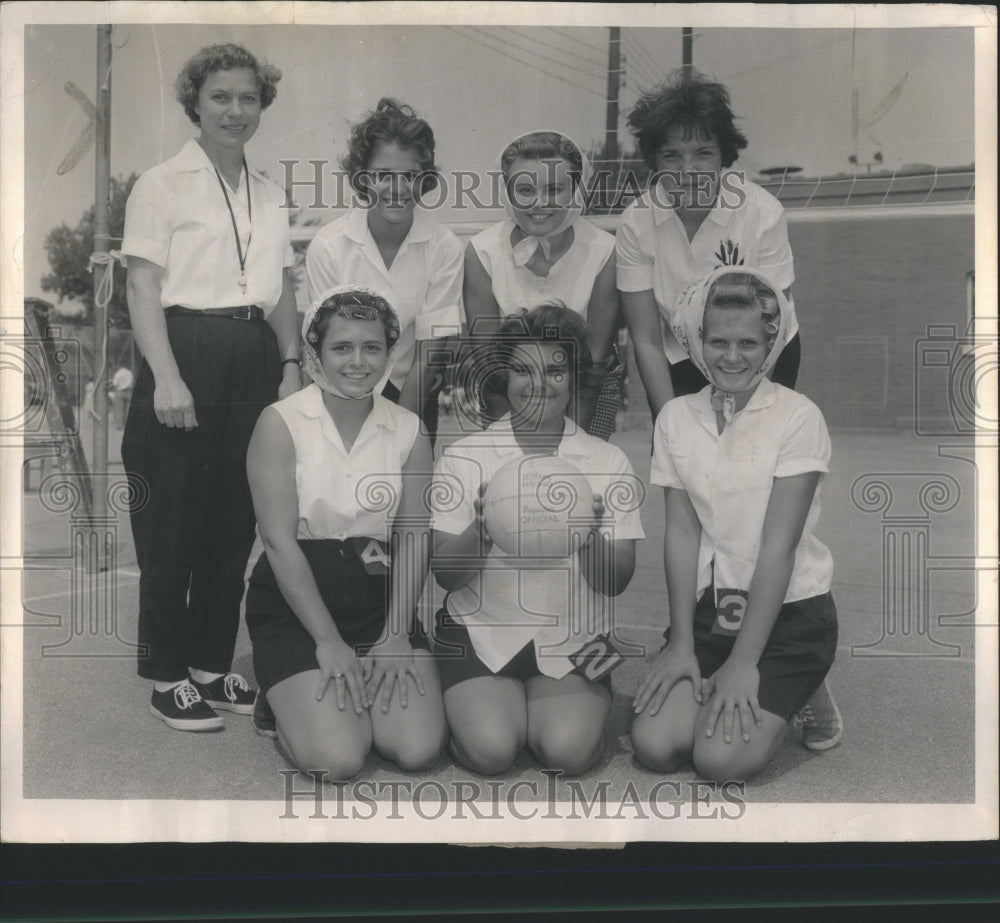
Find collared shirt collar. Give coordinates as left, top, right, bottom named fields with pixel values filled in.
left=343, top=205, right=435, bottom=247
left=487, top=414, right=592, bottom=461
left=173, top=137, right=269, bottom=184
left=298, top=383, right=398, bottom=448
left=650, top=168, right=739, bottom=230
left=692, top=376, right=779, bottom=417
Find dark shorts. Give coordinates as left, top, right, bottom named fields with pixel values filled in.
left=245, top=539, right=428, bottom=694
left=433, top=609, right=614, bottom=694
left=664, top=585, right=837, bottom=721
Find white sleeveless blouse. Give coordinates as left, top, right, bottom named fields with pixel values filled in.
left=269, top=384, right=420, bottom=542
left=470, top=218, right=615, bottom=318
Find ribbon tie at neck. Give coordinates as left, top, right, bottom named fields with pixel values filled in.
left=710, top=386, right=737, bottom=425
left=511, top=232, right=555, bottom=267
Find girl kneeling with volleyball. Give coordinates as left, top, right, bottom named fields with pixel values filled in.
left=430, top=303, right=644, bottom=776
left=245, top=286, right=447, bottom=780
left=632, top=268, right=837, bottom=782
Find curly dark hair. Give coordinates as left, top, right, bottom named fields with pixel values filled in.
left=626, top=68, right=748, bottom=169
left=307, top=289, right=401, bottom=353
left=500, top=131, right=584, bottom=191
left=492, top=302, right=599, bottom=394
left=340, top=98, right=440, bottom=201
left=174, top=43, right=281, bottom=126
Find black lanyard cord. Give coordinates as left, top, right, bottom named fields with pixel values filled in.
left=213, top=158, right=253, bottom=289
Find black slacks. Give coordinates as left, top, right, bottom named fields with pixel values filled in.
left=122, top=310, right=281, bottom=681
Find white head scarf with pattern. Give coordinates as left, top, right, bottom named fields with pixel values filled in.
left=302, top=284, right=401, bottom=400
left=669, top=266, right=792, bottom=424
left=499, top=130, right=589, bottom=268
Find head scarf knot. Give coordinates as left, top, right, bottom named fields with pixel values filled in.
left=499, top=129, right=590, bottom=269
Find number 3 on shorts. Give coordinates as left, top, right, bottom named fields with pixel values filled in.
left=711, top=588, right=749, bottom=637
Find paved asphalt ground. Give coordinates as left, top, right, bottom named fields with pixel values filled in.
left=17, top=409, right=979, bottom=807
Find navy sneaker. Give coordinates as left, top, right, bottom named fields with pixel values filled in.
left=190, top=672, right=256, bottom=715
left=252, top=691, right=278, bottom=740
left=150, top=681, right=224, bottom=732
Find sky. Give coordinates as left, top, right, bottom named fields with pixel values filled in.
left=17, top=16, right=979, bottom=308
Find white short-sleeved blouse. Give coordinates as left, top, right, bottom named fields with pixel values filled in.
left=616, top=173, right=796, bottom=364
left=431, top=416, right=645, bottom=679
left=122, top=140, right=293, bottom=311
left=305, top=208, right=464, bottom=391
left=649, top=378, right=833, bottom=602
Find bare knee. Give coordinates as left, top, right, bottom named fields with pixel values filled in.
left=384, top=723, right=448, bottom=772
left=532, top=724, right=604, bottom=777
left=284, top=737, right=368, bottom=782
left=692, top=738, right=764, bottom=783
left=631, top=716, right=692, bottom=773
left=452, top=728, right=522, bottom=776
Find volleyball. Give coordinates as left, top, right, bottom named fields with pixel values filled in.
left=482, top=455, right=592, bottom=557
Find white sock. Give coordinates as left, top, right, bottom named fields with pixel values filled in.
left=189, top=669, right=225, bottom=684
left=153, top=679, right=186, bottom=693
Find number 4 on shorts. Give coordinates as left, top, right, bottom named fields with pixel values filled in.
left=356, top=538, right=391, bottom=575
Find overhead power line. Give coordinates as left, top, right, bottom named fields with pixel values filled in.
left=445, top=27, right=606, bottom=100
left=623, top=32, right=665, bottom=85
left=499, top=26, right=605, bottom=68
left=486, top=26, right=607, bottom=80
left=543, top=27, right=606, bottom=54
left=623, top=53, right=660, bottom=91
left=725, top=33, right=853, bottom=80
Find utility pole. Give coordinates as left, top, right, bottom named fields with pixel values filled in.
left=605, top=26, right=621, bottom=162
left=92, top=24, right=112, bottom=536
left=682, top=27, right=693, bottom=71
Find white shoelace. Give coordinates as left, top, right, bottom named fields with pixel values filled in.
left=224, top=673, right=251, bottom=702
left=174, top=681, right=203, bottom=710
left=792, top=707, right=814, bottom=730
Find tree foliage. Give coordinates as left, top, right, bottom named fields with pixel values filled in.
left=41, top=173, right=138, bottom=327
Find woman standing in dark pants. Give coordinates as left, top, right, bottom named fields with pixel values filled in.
left=121, top=43, right=301, bottom=732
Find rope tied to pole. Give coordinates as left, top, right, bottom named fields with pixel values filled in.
left=87, top=249, right=123, bottom=420
left=88, top=249, right=123, bottom=312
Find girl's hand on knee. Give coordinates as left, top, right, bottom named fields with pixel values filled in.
left=315, top=638, right=368, bottom=714
left=363, top=636, right=426, bottom=714
left=702, top=659, right=762, bottom=744
left=633, top=643, right=703, bottom=716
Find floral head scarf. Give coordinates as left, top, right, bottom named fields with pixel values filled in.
left=669, top=266, right=792, bottom=423
left=499, top=130, right=590, bottom=267
left=302, top=284, right=401, bottom=399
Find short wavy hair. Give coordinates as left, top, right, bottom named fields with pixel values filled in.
left=340, top=98, right=439, bottom=200
left=626, top=68, right=748, bottom=169
left=492, top=302, right=599, bottom=393
left=500, top=131, right=584, bottom=191
left=174, top=43, right=281, bottom=126
left=704, top=272, right=781, bottom=346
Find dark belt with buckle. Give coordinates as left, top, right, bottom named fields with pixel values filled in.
left=165, top=305, right=264, bottom=321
